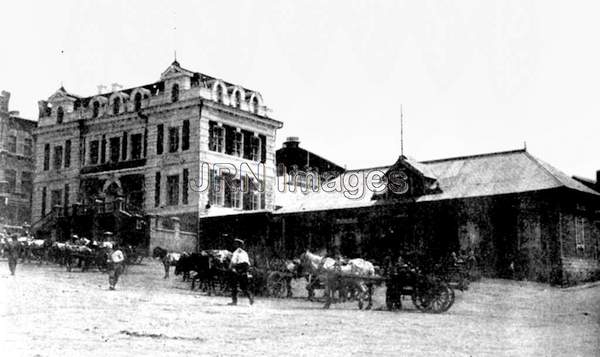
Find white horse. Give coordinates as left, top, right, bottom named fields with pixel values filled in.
left=299, top=250, right=374, bottom=309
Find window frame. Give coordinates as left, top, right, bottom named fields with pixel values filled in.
left=53, top=145, right=63, bottom=170
left=21, top=171, right=33, bottom=194
left=7, top=135, right=17, bottom=153
left=168, top=127, right=180, bottom=153
left=89, top=140, right=99, bottom=165
left=166, top=174, right=180, bottom=206
left=57, top=106, right=64, bottom=123
left=575, top=216, right=586, bottom=253
left=64, top=140, right=71, bottom=168
left=112, top=97, right=121, bottom=115
left=5, top=169, right=16, bottom=193
left=171, top=83, right=180, bottom=103
left=130, top=133, right=143, bottom=160
left=43, top=144, right=50, bottom=170
left=234, top=130, right=243, bottom=157
left=250, top=135, right=261, bottom=162
left=23, top=137, right=33, bottom=157
left=182, top=168, right=189, bottom=205
left=182, top=120, right=190, bottom=151
left=156, top=124, right=164, bottom=155
left=134, top=93, right=142, bottom=111
left=109, top=137, right=121, bottom=163
left=154, top=172, right=161, bottom=207
left=92, top=101, right=100, bottom=118
left=209, top=122, right=225, bottom=153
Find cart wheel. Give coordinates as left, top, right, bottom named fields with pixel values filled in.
left=411, top=290, right=431, bottom=312
left=426, top=282, right=454, bottom=313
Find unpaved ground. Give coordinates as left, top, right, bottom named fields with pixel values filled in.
left=0, top=260, right=598, bottom=357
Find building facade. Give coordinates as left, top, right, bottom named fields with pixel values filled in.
left=200, top=149, right=600, bottom=285
left=0, top=91, right=37, bottom=227
left=32, top=61, right=282, bottom=249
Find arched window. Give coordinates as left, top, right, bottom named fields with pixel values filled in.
left=92, top=101, right=100, bottom=118
left=216, top=85, right=223, bottom=104
left=134, top=93, right=142, bottom=111
left=56, top=106, right=64, bottom=123
left=113, top=97, right=121, bottom=115
left=235, top=91, right=241, bottom=108
left=171, top=84, right=179, bottom=103
left=252, top=97, right=259, bottom=114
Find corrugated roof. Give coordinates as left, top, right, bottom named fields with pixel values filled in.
left=274, top=149, right=599, bottom=214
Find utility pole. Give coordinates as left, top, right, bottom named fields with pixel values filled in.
left=400, top=104, right=404, bottom=157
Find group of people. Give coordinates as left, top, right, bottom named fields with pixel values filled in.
left=2, top=231, right=127, bottom=291
left=2, top=232, right=254, bottom=305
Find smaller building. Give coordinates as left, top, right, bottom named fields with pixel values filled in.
left=275, top=136, right=344, bottom=197
left=0, top=91, right=37, bottom=227
left=200, top=147, right=600, bottom=285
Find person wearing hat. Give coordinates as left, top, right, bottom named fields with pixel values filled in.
left=106, top=243, right=125, bottom=290
left=228, top=238, right=254, bottom=305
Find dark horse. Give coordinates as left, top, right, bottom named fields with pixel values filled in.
left=152, top=246, right=181, bottom=279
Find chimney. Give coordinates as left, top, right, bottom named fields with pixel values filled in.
left=0, top=90, right=10, bottom=113
left=111, top=83, right=123, bottom=92
left=38, top=100, right=49, bottom=118
left=283, top=136, right=300, bottom=149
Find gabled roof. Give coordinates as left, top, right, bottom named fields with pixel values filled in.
left=48, top=86, right=81, bottom=101
left=160, top=60, right=195, bottom=80
left=274, top=149, right=599, bottom=214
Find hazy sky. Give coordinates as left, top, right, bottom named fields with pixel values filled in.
left=2, top=1, right=599, bottom=178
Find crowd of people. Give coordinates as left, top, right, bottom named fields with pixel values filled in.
left=0, top=229, right=129, bottom=291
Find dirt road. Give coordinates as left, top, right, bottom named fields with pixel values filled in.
left=1, top=260, right=598, bottom=356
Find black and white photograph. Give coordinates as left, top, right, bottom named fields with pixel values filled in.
left=0, top=1, right=599, bottom=356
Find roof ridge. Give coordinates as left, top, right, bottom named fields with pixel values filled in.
left=420, top=148, right=527, bottom=164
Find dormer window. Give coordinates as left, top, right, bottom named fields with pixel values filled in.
left=134, top=93, right=142, bottom=111
left=216, top=85, right=223, bottom=104
left=113, top=97, right=121, bottom=115
left=235, top=91, right=241, bottom=108
left=171, top=84, right=180, bottom=103
left=252, top=97, right=259, bottom=114
left=92, top=101, right=100, bottom=118
left=56, top=106, right=64, bottom=123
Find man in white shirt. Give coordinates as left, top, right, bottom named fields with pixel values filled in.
left=229, top=238, right=254, bottom=305
left=107, top=244, right=125, bottom=290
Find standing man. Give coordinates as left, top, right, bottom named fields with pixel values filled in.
left=228, top=238, right=254, bottom=306
left=107, top=243, right=125, bottom=290
left=6, top=235, right=21, bottom=275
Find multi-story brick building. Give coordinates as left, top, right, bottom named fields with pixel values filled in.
left=0, top=91, right=37, bottom=227
left=32, top=60, right=282, bottom=249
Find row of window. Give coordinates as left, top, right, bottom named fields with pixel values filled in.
left=90, top=91, right=150, bottom=119
left=40, top=184, right=69, bottom=217
left=208, top=121, right=266, bottom=163
left=5, top=135, right=33, bottom=156
left=152, top=169, right=265, bottom=210
left=156, top=120, right=190, bottom=155
left=214, top=84, right=261, bottom=114
left=208, top=170, right=265, bottom=210
left=3, top=170, right=33, bottom=194
left=154, top=169, right=190, bottom=207
left=42, top=140, right=71, bottom=171
left=52, top=81, right=262, bottom=124
left=87, top=131, right=146, bottom=166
